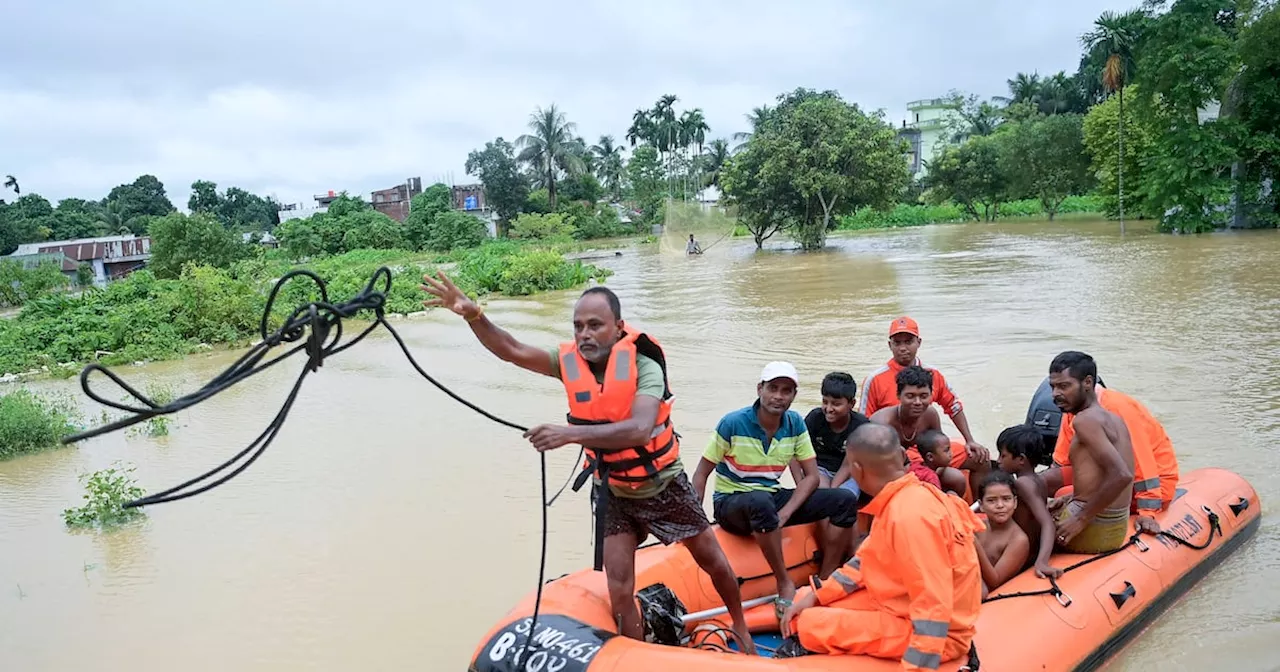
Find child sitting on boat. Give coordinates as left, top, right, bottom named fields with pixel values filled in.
left=997, top=423, right=1063, bottom=579
left=916, top=429, right=969, bottom=497
left=976, top=470, right=1030, bottom=596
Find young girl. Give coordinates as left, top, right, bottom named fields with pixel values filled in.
left=976, top=470, right=1030, bottom=596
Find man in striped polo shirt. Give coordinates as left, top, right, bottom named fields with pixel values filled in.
left=693, top=361, right=859, bottom=618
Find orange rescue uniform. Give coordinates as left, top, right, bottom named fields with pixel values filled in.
left=861, top=359, right=968, bottom=470
left=558, top=328, right=679, bottom=489
left=793, top=472, right=984, bottom=669
left=1052, top=387, right=1179, bottom=512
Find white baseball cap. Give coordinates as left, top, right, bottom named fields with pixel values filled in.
left=759, top=361, right=799, bottom=385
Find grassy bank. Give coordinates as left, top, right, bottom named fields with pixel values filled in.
left=0, top=242, right=614, bottom=378
left=0, top=390, right=81, bottom=460
left=837, top=196, right=1104, bottom=230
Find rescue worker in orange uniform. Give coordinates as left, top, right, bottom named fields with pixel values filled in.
left=774, top=422, right=984, bottom=666
left=1043, top=357, right=1179, bottom=515
left=859, top=317, right=988, bottom=470
left=421, top=274, right=755, bottom=653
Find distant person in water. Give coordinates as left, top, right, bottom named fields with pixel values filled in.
left=975, top=470, right=1030, bottom=596
left=1046, top=351, right=1135, bottom=554
left=686, top=234, right=702, bottom=255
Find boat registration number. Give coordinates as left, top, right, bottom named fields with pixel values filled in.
left=472, top=614, right=614, bottom=672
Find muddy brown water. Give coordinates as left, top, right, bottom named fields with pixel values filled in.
left=2, top=219, right=1278, bottom=671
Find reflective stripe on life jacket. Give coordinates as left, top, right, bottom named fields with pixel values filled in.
left=559, top=325, right=679, bottom=489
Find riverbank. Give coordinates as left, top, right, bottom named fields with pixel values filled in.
left=0, top=241, right=618, bottom=380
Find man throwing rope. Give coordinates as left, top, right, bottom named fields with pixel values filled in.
left=421, top=273, right=755, bottom=653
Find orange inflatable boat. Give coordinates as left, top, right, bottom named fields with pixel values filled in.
left=468, top=467, right=1258, bottom=671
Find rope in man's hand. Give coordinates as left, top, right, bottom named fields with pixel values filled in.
left=60, top=266, right=529, bottom=508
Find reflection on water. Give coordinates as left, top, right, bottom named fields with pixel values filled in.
left=1, top=219, right=1278, bottom=671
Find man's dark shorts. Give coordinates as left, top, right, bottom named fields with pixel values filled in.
left=605, top=473, right=710, bottom=545
left=713, top=487, right=858, bottom=536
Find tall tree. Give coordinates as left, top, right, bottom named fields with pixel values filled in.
left=731, top=106, right=771, bottom=153
left=1006, top=72, right=1042, bottom=106
left=590, top=135, right=625, bottom=201
left=702, top=139, right=731, bottom=190
left=465, top=137, right=531, bottom=233
left=1002, top=114, right=1094, bottom=220
left=2, top=175, right=18, bottom=205
left=1081, top=9, right=1147, bottom=233
left=515, top=104, right=585, bottom=210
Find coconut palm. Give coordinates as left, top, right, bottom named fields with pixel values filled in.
left=515, top=104, right=586, bottom=209
left=1081, top=9, right=1145, bottom=233
left=3, top=175, right=18, bottom=196
left=701, top=139, right=730, bottom=190
left=626, top=109, right=653, bottom=147
left=1007, top=72, right=1042, bottom=106
left=680, top=109, right=709, bottom=199
left=591, top=135, right=625, bottom=201
left=731, top=105, right=772, bottom=153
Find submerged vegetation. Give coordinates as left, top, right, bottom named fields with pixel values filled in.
left=0, top=243, right=611, bottom=377
left=62, top=462, right=148, bottom=529
left=0, top=389, right=81, bottom=459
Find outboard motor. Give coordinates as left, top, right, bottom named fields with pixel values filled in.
left=1024, top=375, right=1104, bottom=466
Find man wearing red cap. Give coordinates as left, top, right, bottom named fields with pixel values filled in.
left=859, top=317, right=988, bottom=469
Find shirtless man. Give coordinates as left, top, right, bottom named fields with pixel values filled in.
left=869, top=366, right=941, bottom=451
left=1047, top=351, right=1135, bottom=553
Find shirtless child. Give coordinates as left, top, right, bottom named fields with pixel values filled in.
left=996, top=423, right=1061, bottom=578
left=975, top=470, right=1030, bottom=595
left=917, top=430, right=968, bottom=497
left=1047, top=351, right=1136, bottom=553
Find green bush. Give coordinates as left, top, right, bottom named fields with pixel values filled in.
left=510, top=212, right=575, bottom=242
left=424, top=211, right=489, bottom=252
left=0, top=259, right=70, bottom=308
left=0, top=389, right=81, bottom=459
left=837, top=196, right=1104, bottom=230
left=573, top=207, right=629, bottom=240
left=62, top=462, right=147, bottom=528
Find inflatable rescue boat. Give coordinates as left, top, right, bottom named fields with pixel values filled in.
left=469, top=381, right=1259, bottom=671
left=468, top=466, right=1258, bottom=671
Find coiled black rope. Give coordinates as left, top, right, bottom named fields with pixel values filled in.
left=59, top=266, right=552, bottom=668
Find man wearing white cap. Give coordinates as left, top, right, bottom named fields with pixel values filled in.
left=692, top=361, right=860, bottom=621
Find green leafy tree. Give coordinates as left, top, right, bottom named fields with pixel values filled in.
left=558, top=173, right=603, bottom=204
left=465, top=138, right=530, bottom=234
left=1235, top=2, right=1280, bottom=228
left=1083, top=85, right=1160, bottom=219
left=509, top=212, right=574, bottom=241
left=516, top=104, right=585, bottom=209
left=726, top=89, right=910, bottom=249
left=625, top=146, right=665, bottom=229
left=702, top=139, right=731, bottom=190
left=106, top=175, right=175, bottom=234
left=1002, top=114, right=1093, bottom=220
left=147, top=212, right=250, bottom=278
left=403, top=183, right=453, bottom=250
left=341, top=210, right=409, bottom=250
left=720, top=145, right=792, bottom=249
left=925, top=135, right=1010, bottom=221
left=1134, top=0, right=1242, bottom=233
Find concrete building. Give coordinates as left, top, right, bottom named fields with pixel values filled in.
left=900, top=97, right=964, bottom=179
left=278, top=190, right=340, bottom=223
left=372, top=177, right=422, bottom=223
left=451, top=183, right=498, bottom=237
left=6, top=234, right=151, bottom=287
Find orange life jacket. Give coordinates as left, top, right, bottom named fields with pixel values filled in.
left=558, top=326, right=679, bottom=489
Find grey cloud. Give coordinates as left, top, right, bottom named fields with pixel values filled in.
left=2, top=0, right=1125, bottom=207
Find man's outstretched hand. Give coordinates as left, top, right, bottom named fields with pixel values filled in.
left=421, top=270, right=481, bottom=321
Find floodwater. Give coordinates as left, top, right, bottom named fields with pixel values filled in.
left=2, top=219, right=1278, bottom=671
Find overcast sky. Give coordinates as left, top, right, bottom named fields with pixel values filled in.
left=1, top=0, right=1127, bottom=210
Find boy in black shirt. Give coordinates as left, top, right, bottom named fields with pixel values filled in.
left=788, top=371, right=869, bottom=497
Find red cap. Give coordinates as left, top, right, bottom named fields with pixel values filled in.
left=889, top=316, right=919, bottom=338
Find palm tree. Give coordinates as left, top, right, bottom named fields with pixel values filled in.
left=3, top=174, right=18, bottom=196
left=1081, top=9, right=1145, bottom=234
left=1007, top=72, right=1042, bottom=106
left=651, top=95, right=680, bottom=193
left=591, top=135, right=625, bottom=201
left=702, top=139, right=730, bottom=190
left=515, top=104, right=586, bottom=209
left=626, top=109, right=653, bottom=147
left=731, top=106, right=771, bottom=153
left=680, top=109, right=709, bottom=199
